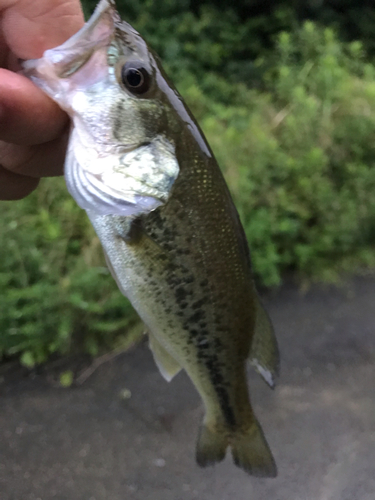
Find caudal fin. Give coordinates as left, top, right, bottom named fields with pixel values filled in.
left=196, top=424, right=227, bottom=467
left=195, top=420, right=277, bottom=477
left=231, top=421, right=277, bottom=477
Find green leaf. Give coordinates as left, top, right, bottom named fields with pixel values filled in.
left=59, top=371, right=74, bottom=388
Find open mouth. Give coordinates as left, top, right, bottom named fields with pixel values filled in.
left=22, top=0, right=116, bottom=102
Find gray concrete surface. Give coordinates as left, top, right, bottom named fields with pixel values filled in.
left=1, top=275, right=375, bottom=500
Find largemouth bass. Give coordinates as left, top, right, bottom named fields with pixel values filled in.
left=23, top=0, right=279, bottom=477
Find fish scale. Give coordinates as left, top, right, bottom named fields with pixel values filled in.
left=23, top=0, right=280, bottom=477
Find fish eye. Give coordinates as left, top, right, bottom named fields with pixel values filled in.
left=121, top=61, right=151, bottom=95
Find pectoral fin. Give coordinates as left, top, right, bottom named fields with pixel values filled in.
left=148, top=332, right=182, bottom=382
left=249, top=295, right=280, bottom=388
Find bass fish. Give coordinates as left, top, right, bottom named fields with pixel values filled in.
left=23, top=0, right=279, bottom=477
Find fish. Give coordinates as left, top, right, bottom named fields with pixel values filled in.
left=23, top=0, right=280, bottom=477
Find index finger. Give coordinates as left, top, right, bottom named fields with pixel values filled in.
left=0, top=69, right=68, bottom=145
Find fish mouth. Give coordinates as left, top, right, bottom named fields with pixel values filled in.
left=22, top=0, right=117, bottom=102
left=22, top=0, right=181, bottom=217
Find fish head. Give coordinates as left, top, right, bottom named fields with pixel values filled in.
left=23, top=0, right=183, bottom=216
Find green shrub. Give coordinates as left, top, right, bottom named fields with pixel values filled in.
left=82, top=0, right=375, bottom=83
left=192, top=24, right=375, bottom=285
left=0, top=180, right=138, bottom=364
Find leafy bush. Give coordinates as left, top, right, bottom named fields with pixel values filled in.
left=194, top=24, right=375, bottom=284
left=0, top=180, right=138, bottom=365
left=83, top=0, right=265, bottom=86
left=82, top=0, right=375, bottom=82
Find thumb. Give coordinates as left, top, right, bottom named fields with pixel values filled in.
left=1, top=0, right=84, bottom=59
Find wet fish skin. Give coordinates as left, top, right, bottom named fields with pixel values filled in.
left=23, top=0, right=279, bottom=477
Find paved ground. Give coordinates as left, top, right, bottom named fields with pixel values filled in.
left=1, top=275, right=375, bottom=500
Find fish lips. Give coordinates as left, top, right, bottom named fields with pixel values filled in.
left=22, top=0, right=117, bottom=107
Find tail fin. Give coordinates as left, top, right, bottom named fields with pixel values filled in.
left=196, top=424, right=227, bottom=467
left=196, top=420, right=277, bottom=477
left=231, top=421, right=277, bottom=477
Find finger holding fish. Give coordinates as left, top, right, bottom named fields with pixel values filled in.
left=0, top=0, right=84, bottom=199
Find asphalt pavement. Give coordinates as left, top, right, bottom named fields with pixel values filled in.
left=1, top=275, right=375, bottom=500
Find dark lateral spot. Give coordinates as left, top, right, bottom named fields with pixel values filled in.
left=148, top=210, right=164, bottom=230
left=192, top=298, right=207, bottom=310
left=175, top=287, right=188, bottom=302
left=216, top=386, right=236, bottom=427
left=187, top=310, right=205, bottom=324
left=213, top=338, right=224, bottom=349
left=201, top=353, right=236, bottom=428
left=163, top=243, right=173, bottom=252
left=121, top=217, right=143, bottom=244
left=197, top=349, right=210, bottom=360
left=212, top=374, right=225, bottom=386
left=162, top=227, right=175, bottom=241
left=165, top=262, right=178, bottom=273
left=200, top=279, right=209, bottom=287
left=197, top=341, right=209, bottom=350
left=176, top=248, right=190, bottom=256
left=215, top=324, right=226, bottom=332
left=166, top=276, right=182, bottom=288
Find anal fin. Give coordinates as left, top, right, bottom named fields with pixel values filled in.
left=149, top=332, right=182, bottom=382
left=249, top=295, right=280, bottom=388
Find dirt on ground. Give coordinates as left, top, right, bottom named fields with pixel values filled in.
left=1, top=275, right=375, bottom=500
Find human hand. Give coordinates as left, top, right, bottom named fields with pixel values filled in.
left=0, top=0, right=84, bottom=200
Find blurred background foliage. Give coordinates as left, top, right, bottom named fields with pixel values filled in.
left=2, top=0, right=375, bottom=364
